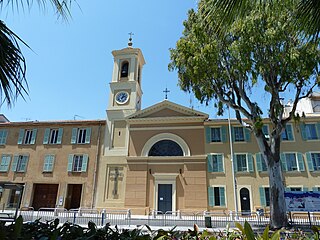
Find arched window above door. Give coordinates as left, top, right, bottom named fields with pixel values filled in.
left=148, top=140, right=183, bottom=156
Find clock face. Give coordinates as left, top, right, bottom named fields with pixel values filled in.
left=115, top=91, right=129, bottom=104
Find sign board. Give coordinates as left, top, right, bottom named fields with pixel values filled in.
left=285, top=191, right=320, bottom=212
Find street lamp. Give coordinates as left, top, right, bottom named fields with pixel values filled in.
left=228, top=105, right=239, bottom=218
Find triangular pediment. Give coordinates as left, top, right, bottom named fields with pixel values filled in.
left=127, top=100, right=208, bottom=120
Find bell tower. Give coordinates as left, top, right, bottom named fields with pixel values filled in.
left=105, top=37, right=146, bottom=155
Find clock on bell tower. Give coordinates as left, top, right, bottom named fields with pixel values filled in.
left=105, top=37, right=146, bottom=155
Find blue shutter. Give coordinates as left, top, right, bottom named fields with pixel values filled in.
left=20, top=156, right=29, bottom=172
left=0, top=130, right=8, bottom=144
left=244, top=128, right=251, bottom=142
left=217, top=154, right=224, bottom=172
left=205, top=127, right=211, bottom=143
left=262, top=125, right=269, bottom=139
left=17, top=129, right=24, bottom=144
left=81, top=154, right=89, bottom=172
left=256, top=153, right=262, bottom=172
left=280, top=153, right=287, bottom=171
left=207, top=155, right=213, bottom=172
left=233, top=155, right=238, bottom=172
left=306, top=152, right=314, bottom=171
left=0, top=155, right=10, bottom=172
left=11, top=156, right=18, bottom=172
left=57, top=128, right=63, bottom=144
left=231, top=127, right=235, bottom=142
left=303, top=187, right=308, bottom=192
left=43, top=128, right=50, bottom=144
left=247, top=153, right=254, bottom=172
left=221, top=126, right=227, bottom=143
left=71, top=128, right=77, bottom=144
left=259, top=187, right=266, bottom=206
left=219, top=187, right=225, bottom=206
left=297, top=153, right=305, bottom=171
left=67, top=155, right=74, bottom=172
left=85, top=128, right=91, bottom=144
left=30, top=129, right=37, bottom=144
left=208, top=187, right=214, bottom=206
left=300, top=124, right=307, bottom=141
left=316, top=123, right=320, bottom=139
left=286, top=125, right=294, bottom=141
left=313, top=187, right=319, bottom=192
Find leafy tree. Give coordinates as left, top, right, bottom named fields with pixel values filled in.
left=169, top=0, right=320, bottom=228
left=203, top=0, right=320, bottom=37
left=0, top=0, right=73, bottom=107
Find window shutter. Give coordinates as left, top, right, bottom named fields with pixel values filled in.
left=85, top=128, right=91, bottom=144
left=306, top=152, right=315, bottom=171
left=256, top=153, right=262, bottom=172
left=71, top=128, right=77, bottom=144
left=208, top=187, right=214, bottom=206
left=30, top=129, right=37, bottom=144
left=217, top=154, right=224, bottom=172
left=300, top=124, right=307, bottom=141
left=219, top=187, right=225, bottom=206
left=205, top=127, right=211, bottom=143
left=233, top=155, right=238, bottom=172
left=297, top=153, right=305, bottom=171
left=17, top=129, right=24, bottom=144
left=316, top=122, right=320, bottom=139
left=207, top=155, right=213, bottom=172
left=20, top=156, right=29, bottom=172
left=0, top=130, right=8, bottom=144
left=43, top=128, right=50, bottom=144
left=285, top=187, right=290, bottom=192
left=11, top=155, right=18, bottom=172
left=57, top=128, right=63, bottom=144
left=313, top=187, right=319, bottom=192
left=81, top=154, right=88, bottom=172
left=286, top=125, right=294, bottom=141
left=221, top=126, right=227, bottom=143
left=44, top=155, right=54, bottom=172
left=259, top=187, right=266, bottom=206
left=247, top=153, right=254, bottom=172
left=244, top=128, right=251, bottom=142
left=262, top=125, right=269, bottom=138
left=231, top=127, right=235, bottom=142
left=67, top=155, right=74, bottom=172
left=303, top=187, right=308, bottom=192
left=280, top=153, right=287, bottom=171
left=0, top=155, right=10, bottom=172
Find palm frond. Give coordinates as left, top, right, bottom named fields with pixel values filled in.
left=0, top=20, right=28, bottom=107
left=296, top=0, right=320, bottom=37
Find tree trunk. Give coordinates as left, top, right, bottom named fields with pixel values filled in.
left=268, top=157, right=288, bottom=228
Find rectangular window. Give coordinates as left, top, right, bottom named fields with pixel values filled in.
left=289, top=187, right=302, bottom=192
left=11, top=155, right=29, bottom=172
left=210, top=128, right=221, bottom=142
left=281, top=124, right=294, bottom=141
left=67, top=154, right=88, bottom=172
left=306, top=152, right=320, bottom=171
left=259, top=187, right=270, bottom=207
left=7, top=189, right=23, bottom=208
left=207, top=154, right=224, bottom=172
left=300, top=123, right=320, bottom=140
left=71, top=128, right=91, bottom=144
left=281, top=153, right=305, bottom=172
left=43, top=128, right=63, bottom=144
left=234, top=127, right=245, bottom=142
left=208, top=186, right=225, bottom=207
left=234, top=153, right=254, bottom=172
left=313, top=187, right=320, bottom=192
left=0, top=154, right=11, bottom=172
left=0, top=129, right=8, bottom=145
left=18, top=129, right=37, bottom=145
left=43, top=155, right=55, bottom=172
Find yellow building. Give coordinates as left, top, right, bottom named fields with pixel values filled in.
left=0, top=44, right=319, bottom=215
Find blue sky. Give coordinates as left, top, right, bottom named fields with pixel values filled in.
left=1, top=0, right=220, bottom=121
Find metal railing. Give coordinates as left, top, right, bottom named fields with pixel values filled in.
left=12, top=208, right=320, bottom=228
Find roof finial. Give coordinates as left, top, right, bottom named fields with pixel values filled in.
left=128, top=32, right=134, bottom=47
left=163, top=87, right=170, bottom=100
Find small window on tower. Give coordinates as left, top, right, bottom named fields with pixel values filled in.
left=120, top=61, right=129, bottom=78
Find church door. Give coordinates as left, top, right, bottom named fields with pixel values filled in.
left=240, top=187, right=251, bottom=215
left=158, top=184, right=172, bottom=213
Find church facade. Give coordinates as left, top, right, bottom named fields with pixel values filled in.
left=0, top=44, right=319, bottom=215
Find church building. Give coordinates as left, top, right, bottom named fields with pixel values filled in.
left=0, top=42, right=319, bottom=215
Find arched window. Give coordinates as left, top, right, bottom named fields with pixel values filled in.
left=148, top=140, right=183, bottom=156
left=120, top=61, right=129, bottom=78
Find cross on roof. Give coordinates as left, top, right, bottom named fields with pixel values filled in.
left=163, top=87, right=170, bottom=100
left=128, top=32, right=134, bottom=47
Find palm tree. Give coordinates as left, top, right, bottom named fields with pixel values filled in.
left=0, top=0, right=73, bottom=107
left=204, top=0, right=320, bottom=37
